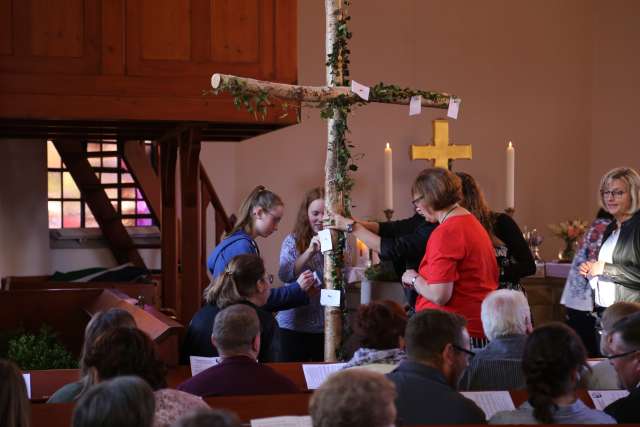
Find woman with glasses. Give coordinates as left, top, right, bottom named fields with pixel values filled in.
left=182, top=254, right=282, bottom=362
left=276, top=187, right=326, bottom=361
left=206, top=185, right=315, bottom=313
left=580, top=167, right=640, bottom=306
left=401, top=168, right=498, bottom=348
left=456, top=172, right=535, bottom=292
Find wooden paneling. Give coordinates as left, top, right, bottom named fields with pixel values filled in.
left=140, top=0, right=191, bottom=61
left=211, top=0, right=259, bottom=63
left=29, top=0, right=84, bottom=58
left=0, top=0, right=13, bottom=55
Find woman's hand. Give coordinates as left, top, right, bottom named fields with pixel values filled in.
left=578, top=261, right=593, bottom=277
left=402, top=269, right=420, bottom=288
left=297, top=270, right=316, bottom=292
left=579, top=260, right=605, bottom=277
left=326, top=213, right=354, bottom=232
left=306, top=235, right=321, bottom=254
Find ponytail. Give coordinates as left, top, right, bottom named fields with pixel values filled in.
left=230, top=185, right=283, bottom=236
left=203, top=254, right=265, bottom=307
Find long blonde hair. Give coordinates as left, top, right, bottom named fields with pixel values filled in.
left=203, top=254, right=265, bottom=307
left=230, top=186, right=283, bottom=236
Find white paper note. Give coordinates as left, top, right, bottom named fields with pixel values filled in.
left=351, top=80, right=370, bottom=101
left=23, top=373, right=31, bottom=399
left=447, top=97, right=461, bottom=119
left=320, top=289, right=341, bottom=307
left=409, top=95, right=422, bottom=116
left=189, top=355, right=221, bottom=376
left=312, top=271, right=322, bottom=287
left=317, top=229, right=333, bottom=253
left=302, top=363, right=347, bottom=389
left=251, top=415, right=312, bottom=427
left=460, top=391, right=515, bottom=420
left=588, top=390, right=629, bottom=410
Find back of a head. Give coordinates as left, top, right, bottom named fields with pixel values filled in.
left=522, top=322, right=587, bottom=424
left=355, top=300, right=407, bottom=350
left=171, top=408, right=241, bottom=427
left=212, top=304, right=260, bottom=356
left=0, top=359, right=30, bottom=427
left=81, top=308, right=136, bottom=372
left=481, top=289, right=531, bottom=341
left=83, top=327, right=167, bottom=390
left=203, top=254, right=265, bottom=306
left=73, top=376, right=155, bottom=427
left=405, top=309, right=466, bottom=364
left=309, top=369, right=396, bottom=427
left=602, top=302, right=640, bottom=333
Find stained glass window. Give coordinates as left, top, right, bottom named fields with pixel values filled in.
left=46, top=140, right=156, bottom=229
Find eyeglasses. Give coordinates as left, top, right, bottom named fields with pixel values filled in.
left=266, top=211, right=282, bottom=224
left=601, top=190, right=627, bottom=199
left=262, top=274, right=274, bottom=285
left=412, top=195, right=424, bottom=207
left=606, top=348, right=639, bottom=360
left=452, top=343, right=475, bottom=358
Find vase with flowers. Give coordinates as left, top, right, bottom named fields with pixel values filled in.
left=548, top=219, right=588, bottom=263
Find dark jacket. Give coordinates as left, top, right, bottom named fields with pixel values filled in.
left=379, top=214, right=437, bottom=275
left=605, top=385, right=640, bottom=423
left=493, top=213, right=536, bottom=288
left=600, top=210, right=640, bottom=290
left=177, top=355, right=299, bottom=397
left=386, top=360, right=487, bottom=425
left=180, top=301, right=280, bottom=364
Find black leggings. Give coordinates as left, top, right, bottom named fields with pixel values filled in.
left=278, top=328, right=325, bottom=362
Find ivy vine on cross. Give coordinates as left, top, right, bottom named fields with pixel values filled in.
left=206, top=0, right=460, bottom=361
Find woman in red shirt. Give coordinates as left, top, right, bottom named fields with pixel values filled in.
left=401, top=168, right=498, bottom=347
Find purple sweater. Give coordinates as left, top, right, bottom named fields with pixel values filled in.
left=177, top=355, right=299, bottom=397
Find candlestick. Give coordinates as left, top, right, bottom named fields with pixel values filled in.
left=506, top=141, right=515, bottom=209
left=384, top=142, right=393, bottom=211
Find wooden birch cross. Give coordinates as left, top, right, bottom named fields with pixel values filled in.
left=209, top=0, right=460, bottom=361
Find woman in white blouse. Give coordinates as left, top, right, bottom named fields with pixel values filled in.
left=580, top=167, right=640, bottom=307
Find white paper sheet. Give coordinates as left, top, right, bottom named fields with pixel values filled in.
left=460, top=391, right=515, bottom=420
left=588, top=390, right=629, bottom=410
left=320, top=289, right=341, bottom=307
left=409, top=95, right=422, bottom=116
left=447, top=97, right=461, bottom=119
left=317, top=229, right=333, bottom=253
left=351, top=80, right=370, bottom=100
left=189, top=355, right=221, bottom=376
left=23, top=373, right=31, bottom=399
left=250, top=415, right=312, bottom=427
left=302, top=363, right=346, bottom=389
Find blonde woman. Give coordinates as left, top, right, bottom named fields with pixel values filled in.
left=580, top=167, right=640, bottom=306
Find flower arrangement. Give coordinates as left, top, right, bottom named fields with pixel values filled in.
left=548, top=219, right=588, bottom=262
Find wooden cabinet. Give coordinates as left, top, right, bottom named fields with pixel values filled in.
left=522, top=277, right=566, bottom=326
left=0, top=0, right=298, bottom=138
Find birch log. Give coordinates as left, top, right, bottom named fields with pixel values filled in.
left=211, top=73, right=453, bottom=109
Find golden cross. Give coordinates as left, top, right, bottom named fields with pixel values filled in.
left=411, top=119, right=472, bottom=170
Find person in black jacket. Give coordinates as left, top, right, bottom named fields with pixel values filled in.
left=456, top=172, right=535, bottom=291
left=580, top=167, right=640, bottom=305
left=331, top=212, right=437, bottom=310
left=181, top=254, right=280, bottom=363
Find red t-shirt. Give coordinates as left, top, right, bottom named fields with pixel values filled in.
left=416, top=214, right=498, bottom=338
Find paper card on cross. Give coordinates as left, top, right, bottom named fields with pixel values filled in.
left=411, top=119, right=472, bottom=169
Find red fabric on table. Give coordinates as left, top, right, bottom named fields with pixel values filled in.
left=416, top=214, right=498, bottom=338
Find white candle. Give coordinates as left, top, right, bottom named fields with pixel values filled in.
left=384, top=142, right=393, bottom=211
left=506, top=141, right=515, bottom=209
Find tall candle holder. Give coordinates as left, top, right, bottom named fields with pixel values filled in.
left=383, top=209, right=394, bottom=222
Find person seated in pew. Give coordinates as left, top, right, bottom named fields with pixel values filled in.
left=73, top=376, right=155, bottom=427
left=343, top=300, right=407, bottom=373
left=604, top=311, right=640, bottom=423
left=582, top=301, right=640, bottom=389
left=171, top=408, right=241, bottom=427
left=459, top=289, right=532, bottom=391
left=489, top=323, right=616, bottom=424
left=82, top=327, right=209, bottom=427
left=47, top=307, right=136, bottom=403
left=386, top=309, right=486, bottom=425
left=182, top=254, right=283, bottom=363
left=178, top=304, right=299, bottom=397
left=309, top=369, right=397, bottom=427
left=0, top=359, right=30, bottom=427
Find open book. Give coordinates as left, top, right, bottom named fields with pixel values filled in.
left=250, top=415, right=312, bottom=427
left=460, top=391, right=516, bottom=420
left=189, top=355, right=221, bottom=376
left=302, top=363, right=346, bottom=389
left=588, top=390, right=629, bottom=410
